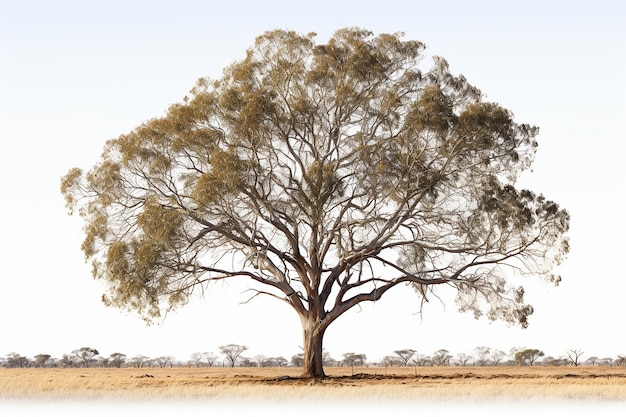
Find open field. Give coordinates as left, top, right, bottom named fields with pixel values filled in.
left=1, top=366, right=626, bottom=401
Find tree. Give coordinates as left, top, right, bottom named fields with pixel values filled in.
left=473, top=346, right=491, bottom=366
left=514, top=348, right=544, bottom=366
left=432, top=349, right=452, bottom=366
left=566, top=349, right=584, bottom=367
left=95, top=356, right=109, bottom=367
left=274, top=356, right=288, bottom=367
left=129, top=355, right=150, bottom=368
left=61, top=28, right=570, bottom=378
left=238, top=357, right=255, bottom=367
left=204, top=352, right=219, bottom=367
left=253, top=354, right=267, bottom=367
left=394, top=349, right=416, bottom=366
left=455, top=352, right=473, bottom=366
left=411, top=353, right=431, bottom=367
left=154, top=356, right=174, bottom=368
left=291, top=353, right=304, bottom=367
left=259, top=357, right=277, bottom=367
left=33, top=354, right=51, bottom=368
left=382, top=355, right=403, bottom=367
left=5, top=353, right=29, bottom=368
left=322, top=349, right=338, bottom=367
left=342, top=352, right=366, bottom=375
left=109, top=352, right=126, bottom=368
left=72, top=347, right=99, bottom=368
left=219, top=344, right=248, bottom=367
left=189, top=352, right=205, bottom=367
left=600, top=357, right=613, bottom=366
left=490, top=349, right=506, bottom=365
left=60, top=354, right=75, bottom=368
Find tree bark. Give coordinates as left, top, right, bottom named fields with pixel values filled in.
left=300, top=316, right=327, bottom=378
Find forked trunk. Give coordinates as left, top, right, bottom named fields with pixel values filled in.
left=300, top=317, right=326, bottom=378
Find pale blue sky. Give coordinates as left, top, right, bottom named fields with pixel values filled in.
left=1, top=0, right=625, bottom=366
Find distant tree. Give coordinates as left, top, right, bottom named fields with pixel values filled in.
left=394, top=349, right=416, bottom=367
left=61, top=28, right=570, bottom=379
left=432, top=349, right=452, bottom=366
left=97, top=356, right=110, bottom=368
left=129, top=355, right=150, bottom=368
left=490, top=349, right=506, bottom=365
left=411, top=353, right=431, bottom=367
left=253, top=354, right=267, bottom=367
left=238, top=357, right=255, bottom=367
left=585, top=356, right=599, bottom=366
left=382, top=355, right=403, bottom=367
left=341, top=352, right=358, bottom=367
left=615, top=355, right=626, bottom=367
left=6, top=353, right=29, bottom=368
left=260, top=357, right=277, bottom=367
left=204, top=352, right=218, bottom=367
left=109, top=353, right=127, bottom=368
left=154, top=356, right=174, bottom=368
left=60, top=354, right=75, bottom=368
left=599, top=357, right=613, bottom=366
left=342, top=352, right=367, bottom=375
left=274, top=356, right=289, bottom=367
left=455, top=352, right=473, bottom=366
left=72, top=347, right=99, bottom=368
left=566, top=349, right=584, bottom=367
left=291, top=353, right=304, bottom=367
left=514, top=348, right=544, bottom=366
left=541, top=356, right=558, bottom=366
left=33, top=354, right=51, bottom=368
left=473, top=346, right=491, bottom=366
left=190, top=352, right=205, bottom=367
left=219, top=344, right=248, bottom=367
left=322, top=349, right=338, bottom=367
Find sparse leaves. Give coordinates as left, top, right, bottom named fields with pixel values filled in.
left=61, top=28, right=569, bottom=378
left=219, top=344, right=248, bottom=367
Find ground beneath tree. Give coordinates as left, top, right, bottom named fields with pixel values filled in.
left=2, top=366, right=625, bottom=400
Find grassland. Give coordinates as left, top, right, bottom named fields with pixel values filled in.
left=1, top=365, right=625, bottom=401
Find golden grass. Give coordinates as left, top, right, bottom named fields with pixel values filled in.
left=1, top=366, right=625, bottom=401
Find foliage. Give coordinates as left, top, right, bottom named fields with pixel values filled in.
left=473, top=346, right=491, bottom=366
left=61, top=28, right=569, bottom=377
left=394, top=349, right=416, bottom=366
left=72, top=347, right=99, bottom=367
left=129, top=355, right=150, bottom=368
left=33, top=354, right=51, bottom=368
left=3, top=344, right=626, bottom=369
left=4, top=353, right=29, bottom=368
left=342, top=352, right=367, bottom=375
left=566, top=349, right=584, bottom=367
left=291, top=353, right=304, bottom=367
left=219, top=344, right=248, bottom=367
left=432, top=349, right=453, bottom=366
left=514, top=348, right=544, bottom=366
left=109, top=352, right=126, bottom=368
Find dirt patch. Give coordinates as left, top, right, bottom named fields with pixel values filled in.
left=258, top=370, right=626, bottom=387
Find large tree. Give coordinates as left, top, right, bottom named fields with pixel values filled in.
left=61, top=28, right=569, bottom=378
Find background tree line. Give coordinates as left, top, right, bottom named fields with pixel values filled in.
left=2, top=345, right=625, bottom=369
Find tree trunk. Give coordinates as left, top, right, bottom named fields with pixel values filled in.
left=300, top=317, right=327, bottom=378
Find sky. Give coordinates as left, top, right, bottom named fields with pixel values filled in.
left=1, top=0, right=625, bottom=367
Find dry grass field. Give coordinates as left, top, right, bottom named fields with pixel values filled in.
left=1, top=365, right=626, bottom=401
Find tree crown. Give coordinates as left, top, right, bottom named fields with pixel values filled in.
left=61, top=28, right=569, bottom=329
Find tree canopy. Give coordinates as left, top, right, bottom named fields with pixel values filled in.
left=61, top=28, right=569, bottom=377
